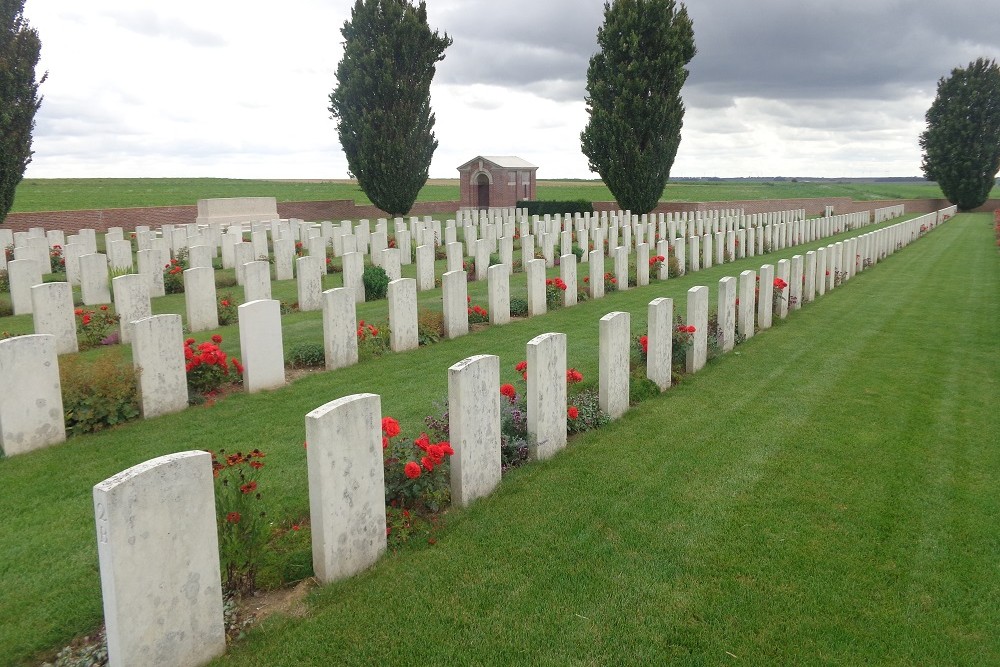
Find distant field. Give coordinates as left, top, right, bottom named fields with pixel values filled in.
left=9, top=177, right=947, bottom=213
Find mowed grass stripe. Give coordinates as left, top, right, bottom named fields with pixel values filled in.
left=207, top=216, right=997, bottom=665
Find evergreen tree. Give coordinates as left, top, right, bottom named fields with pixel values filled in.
left=0, top=0, right=44, bottom=223
left=919, top=58, right=1000, bottom=210
left=329, top=0, right=451, bottom=216
left=580, top=0, right=695, bottom=214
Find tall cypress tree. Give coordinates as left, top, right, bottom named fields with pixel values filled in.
left=329, top=0, right=451, bottom=216
left=581, top=0, right=695, bottom=214
left=919, top=58, right=1000, bottom=211
left=0, top=0, right=44, bottom=224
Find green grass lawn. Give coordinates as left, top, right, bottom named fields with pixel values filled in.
left=8, top=178, right=949, bottom=213
left=0, top=214, right=996, bottom=665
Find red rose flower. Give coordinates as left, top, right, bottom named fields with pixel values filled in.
left=211, top=334, right=223, bottom=344
left=240, top=481, right=257, bottom=494
left=226, top=512, right=241, bottom=524
left=566, top=368, right=583, bottom=384
left=404, top=461, right=421, bottom=479
left=515, top=360, right=527, bottom=372
left=439, top=442, right=454, bottom=456
left=421, top=456, right=435, bottom=472
left=568, top=406, right=579, bottom=420
left=381, top=416, right=401, bottom=438
left=639, top=335, right=648, bottom=354
left=99, top=305, right=108, bottom=311
left=414, top=433, right=431, bottom=452
left=500, top=383, right=517, bottom=401
left=185, top=338, right=195, bottom=346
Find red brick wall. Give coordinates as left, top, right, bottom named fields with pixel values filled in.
left=2, top=200, right=463, bottom=234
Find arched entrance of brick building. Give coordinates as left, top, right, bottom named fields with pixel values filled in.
left=476, top=173, right=490, bottom=210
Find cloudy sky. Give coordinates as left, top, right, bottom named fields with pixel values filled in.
left=20, top=0, right=1000, bottom=180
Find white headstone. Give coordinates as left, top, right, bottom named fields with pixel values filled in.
left=112, top=274, right=152, bottom=344
left=322, top=287, right=358, bottom=370
left=132, top=315, right=188, bottom=418
left=442, top=270, right=468, bottom=339
left=93, top=451, right=225, bottom=667
left=388, top=278, right=418, bottom=352
left=527, top=332, right=568, bottom=459
left=487, top=264, right=510, bottom=325
left=7, top=258, right=43, bottom=315
left=306, top=394, right=387, bottom=584
left=686, top=286, right=708, bottom=373
left=526, top=258, right=547, bottom=317
left=0, top=334, right=66, bottom=456
left=448, top=354, right=502, bottom=506
left=717, top=276, right=736, bottom=352
left=31, top=282, right=78, bottom=355
left=646, top=297, right=673, bottom=392
left=599, top=311, right=631, bottom=419
left=238, top=300, right=285, bottom=392
left=295, top=255, right=323, bottom=313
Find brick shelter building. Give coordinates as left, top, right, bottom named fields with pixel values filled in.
left=457, top=156, right=538, bottom=210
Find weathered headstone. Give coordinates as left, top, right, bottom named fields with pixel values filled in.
left=93, top=451, right=225, bottom=667
left=526, top=258, right=547, bottom=317
left=80, top=253, right=112, bottom=306
left=686, top=286, right=708, bottom=373
left=306, top=393, right=387, bottom=584
left=738, top=270, right=756, bottom=340
left=7, top=258, right=43, bottom=315
left=718, top=276, right=737, bottom=352
left=31, top=282, right=78, bottom=355
left=319, top=287, right=356, bottom=371
left=132, top=315, right=188, bottom=419
left=646, top=297, right=673, bottom=391
left=183, top=268, right=219, bottom=333
left=442, top=270, right=468, bottom=339
left=415, top=244, right=435, bottom=291
left=448, top=355, right=502, bottom=506
left=488, top=264, right=510, bottom=326
left=599, top=311, right=631, bottom=418
left=238, top=300, right=285, bottom=392
left=295, top=255, right=323, bottom=312
left=388, top=278, right=418, bottom=352
left=0, top=334, right=66, bottom=456
left=588, top=249, right=605, bottom=299
left=112, top=274, right=152, bottom=344
left=242, top=261, right=272, bottom=302
left=758, top=264, right=775, bottom=329
left=527, top=332, right=568, bottom=459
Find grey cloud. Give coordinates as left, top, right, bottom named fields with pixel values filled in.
left=428, top=0, right=1000, bottom=110
left=431, top=1, right=602, bottom=100
left=106, top=10, right=227, bottom=48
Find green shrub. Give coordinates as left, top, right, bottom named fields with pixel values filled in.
left=362, top=265, right=390, bottom=301
left=509, top=297, right=528, bottom=317
left=60, top=349, right=141, bottom=436
left=417, top=309, right=444, bottom=346
left=516, top=199, right=594, bottom=216
left=215, top=273, right=238, bottom=288
left=286, top=342, right=325, bottom=368
left=629, top=374, right=661, bottom=406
